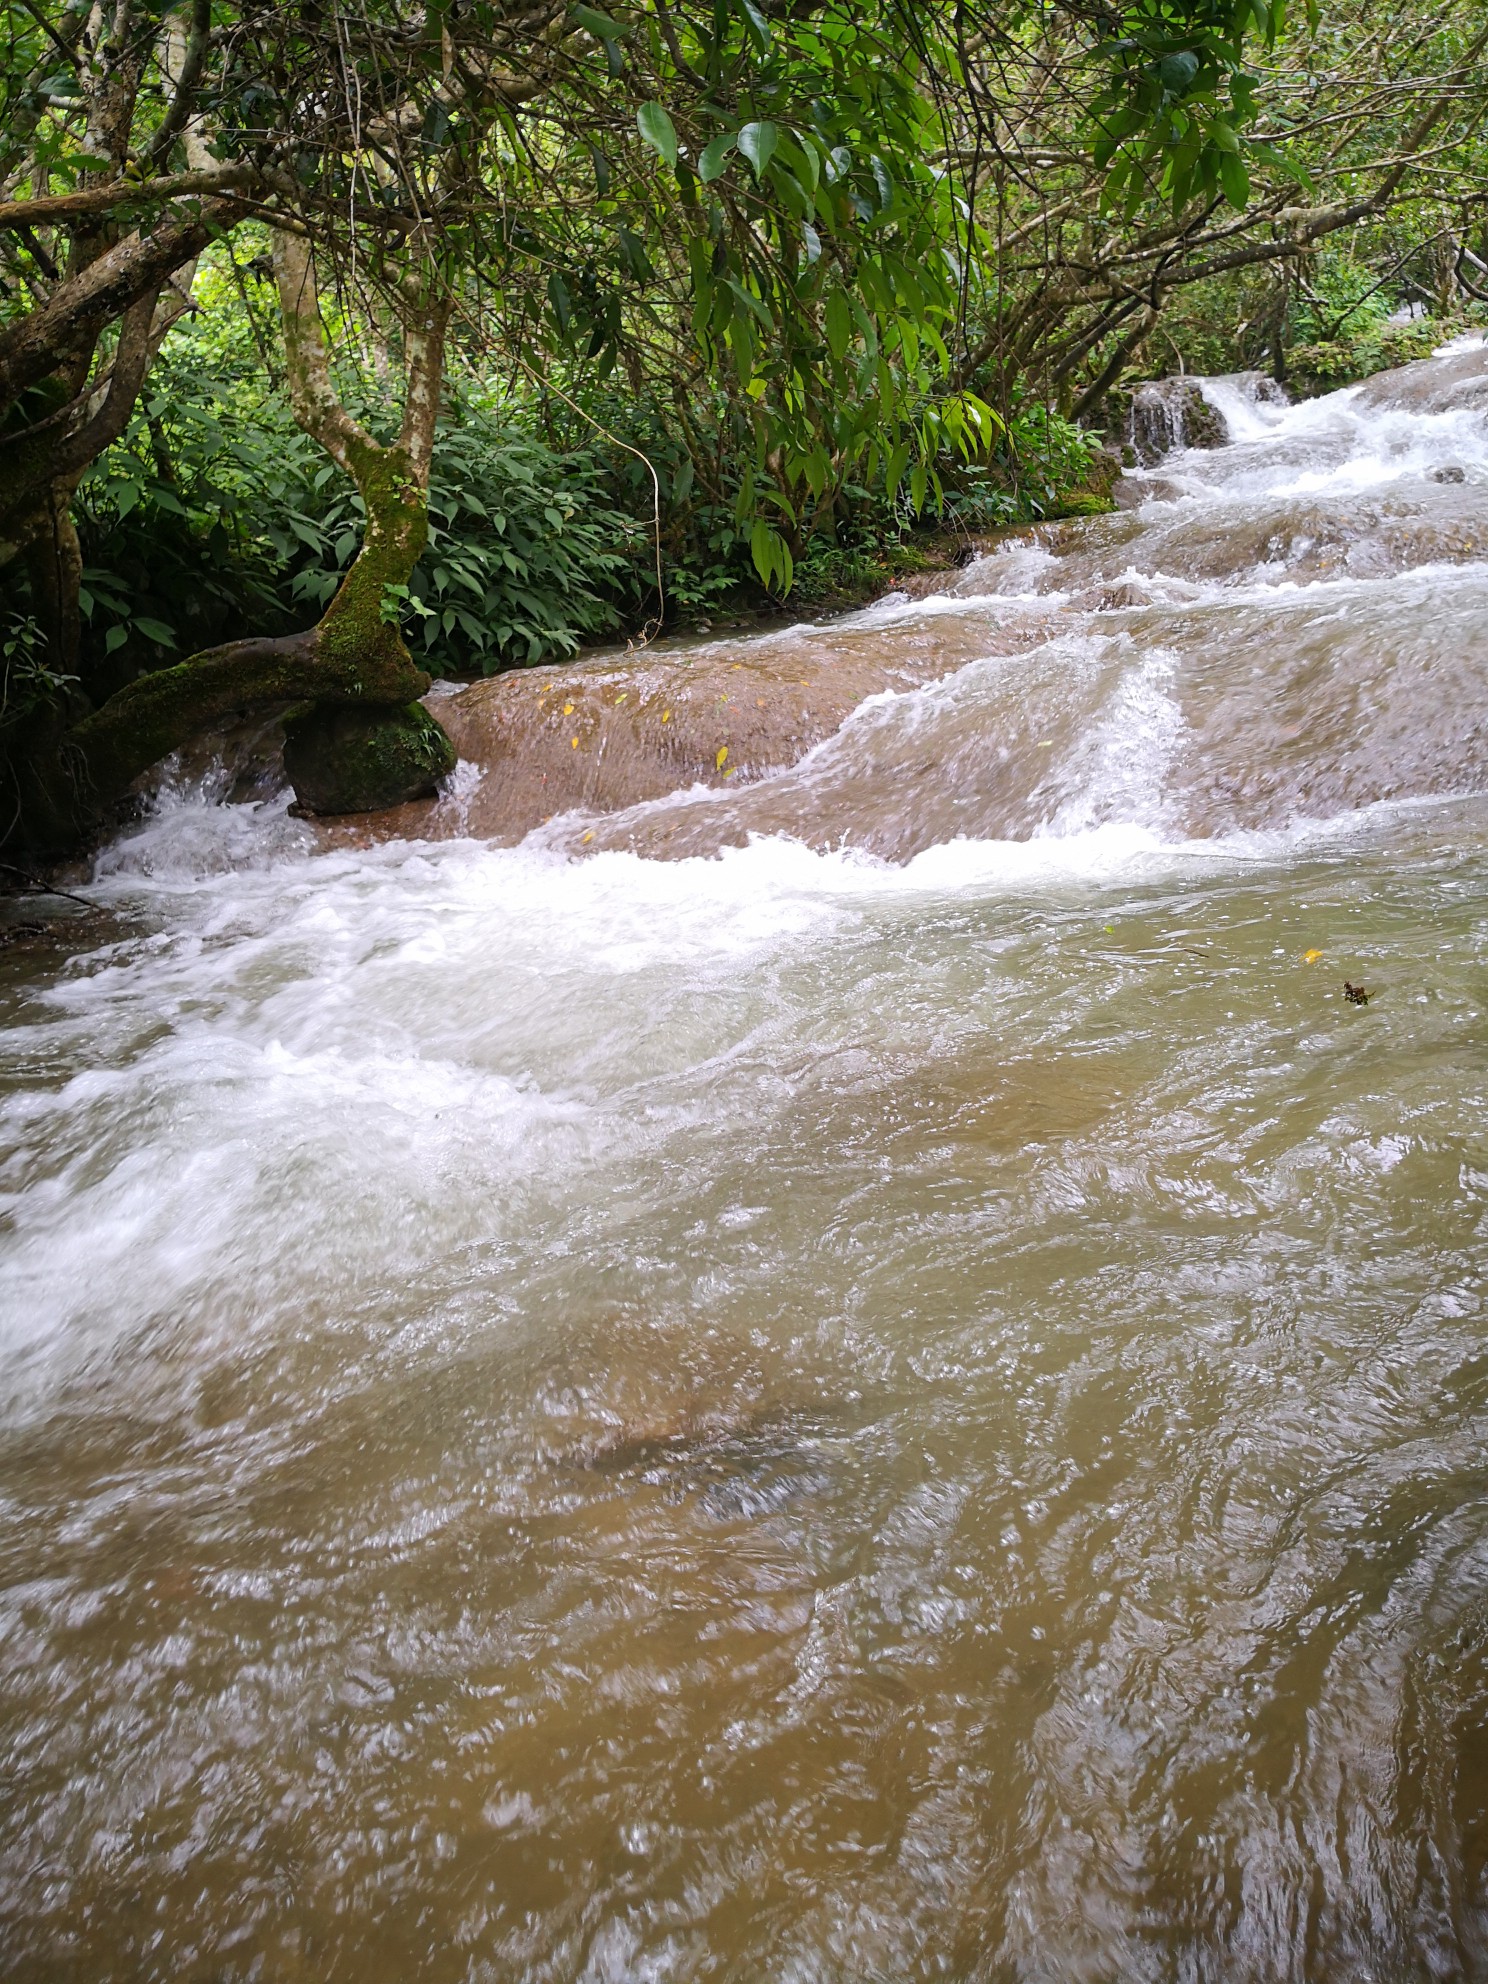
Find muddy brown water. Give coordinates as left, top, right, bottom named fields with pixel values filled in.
left=5, top=344, right=1488, bottom=1981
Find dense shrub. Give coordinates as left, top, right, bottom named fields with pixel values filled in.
left=74, top=359, right=641, bottom=685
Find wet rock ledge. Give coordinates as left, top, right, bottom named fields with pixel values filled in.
left=311, top=597, right=1039, bottom=849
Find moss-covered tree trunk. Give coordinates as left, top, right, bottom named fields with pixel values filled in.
left=4, top=235, right=455, bottom=851
left=259, top=230, right=456, bottom=815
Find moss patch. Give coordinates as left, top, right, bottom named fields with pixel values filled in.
left=283, top=700, right=456, bottom=815
left=1286, top=315, right=1480, bottom=399
left=1041, top=445, right=1122, bottom=519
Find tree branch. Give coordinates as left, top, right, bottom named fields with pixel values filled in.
left=144, top=0, right=213, bottom=167
left=0, top=164, right=257, bottom=230
left=398, top=278, right=451, bottom=482
left=0, top=201, right=240, bottom=413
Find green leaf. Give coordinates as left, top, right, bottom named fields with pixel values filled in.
left=637, top=102, right=679, bottom=168
left=737, top=120, right=778, bottom=180
left=824, top=290, right=852, bottom=361
left=790, top=136, right=821, bottom=194
left=132, top=617, right=177, bottom=645
left=737, top=0, right=772, bottom=51
left=726, top=277, right=773, bottom=330
left=104, top=624, right=129, bottom=653
left=698, top=132, right=735, bottom=182
left=1158, top=50, right=1200, bottom=92
left=1218, top=150, right=1250, bottom=207
left=572, top=3, right=624, bottom=36
left=750, top=519, right=793, bottom=592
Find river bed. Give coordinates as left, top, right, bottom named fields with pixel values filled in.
left=3, top=346, right=1488, bottom=1980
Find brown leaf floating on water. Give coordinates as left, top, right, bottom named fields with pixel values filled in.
left=1344, top=980, right=1369, bottom=1006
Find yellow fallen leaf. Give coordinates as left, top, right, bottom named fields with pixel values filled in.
left=662, top=710, right=671, bottom=723
left=582, top=830, right=594, bottom=843
left=563, top=702, right=574, bottom=715
left=571, top=736, right=579, bottom=748
left=1303, top=949, right=1323, bottom=963
left=614, top=693, right=628, bottom=705
left=716, top=745, right=729, bottom=769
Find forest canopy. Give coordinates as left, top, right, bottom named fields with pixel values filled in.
left=2, top=0, right=1485, bottom=848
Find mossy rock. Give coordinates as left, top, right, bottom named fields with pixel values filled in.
left=1048, top=490, right=1118, bottom=518
left=283, top=700, right=456, bottom=815
left=1182, top=389, right=1227, bottom=450
left=1045, top=449, right=1123, bottom=519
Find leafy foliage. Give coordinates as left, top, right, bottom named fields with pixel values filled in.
left=0, top=605, right=58, bottom=720
left=71, top=317, right=639, bottom=679
left=310, top=400, right=636, bottom=670
left=1091, top=0, right=1317, bottom=216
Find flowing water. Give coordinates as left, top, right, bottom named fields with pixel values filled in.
left=4, top=344, right=1488, bottom=1982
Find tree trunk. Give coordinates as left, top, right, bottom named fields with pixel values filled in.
left=22, top=494, right=84, bottom=680
left=0, top=236, right=456, bottom=852
left=262, top=230, right=455, bottom=814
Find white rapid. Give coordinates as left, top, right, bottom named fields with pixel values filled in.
left=3, top=342, right=1488, bottom=1982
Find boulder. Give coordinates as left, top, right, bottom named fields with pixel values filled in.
left=1125, top=377, right=1228, bottom=464
left=283, top=700, right=456, bottom=815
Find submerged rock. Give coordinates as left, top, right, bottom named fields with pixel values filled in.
left=1354, top=336, right=1488, bottom=412
left=1112, top=474, right=1188, bottom=510
left=284, top=700, right=456, bottom=814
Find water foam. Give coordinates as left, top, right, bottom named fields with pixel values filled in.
left=8, top=336, right=1488, bottom=1983
left=7, top=337, right=1488, bottom=1405
left=1167, top=372, right=1488, bottom=503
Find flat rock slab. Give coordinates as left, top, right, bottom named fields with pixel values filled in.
left=311, top=603, right=1021, bottom=849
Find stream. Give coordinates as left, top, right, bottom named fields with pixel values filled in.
left=4, top=341, right=1488, bottom=1980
